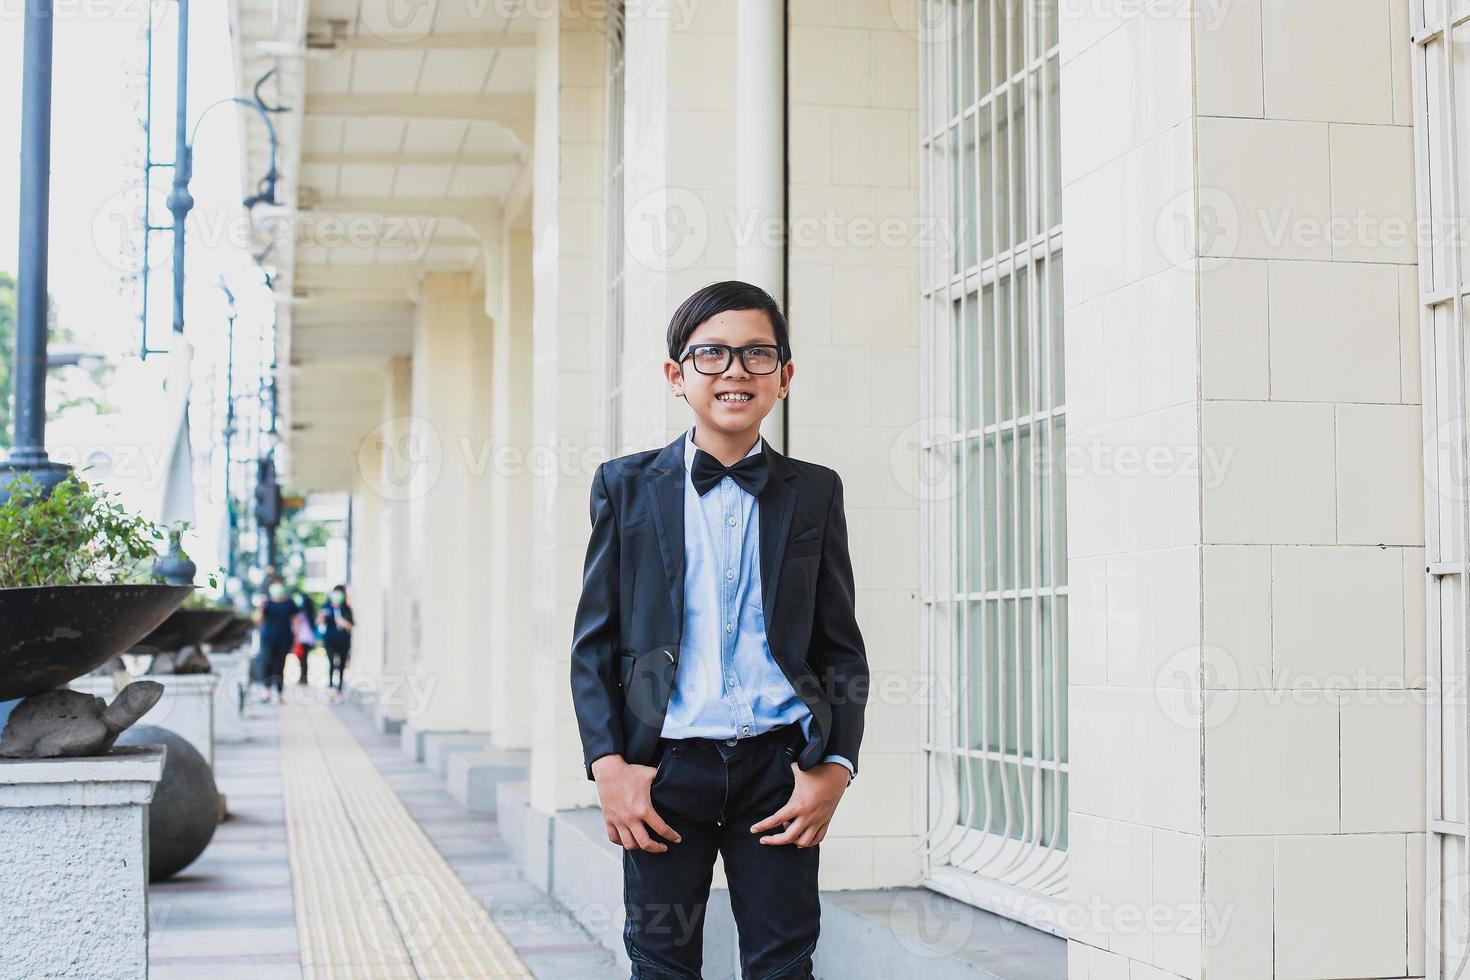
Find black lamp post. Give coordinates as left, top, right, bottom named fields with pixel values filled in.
left=0, top=0, right=72, bottom=503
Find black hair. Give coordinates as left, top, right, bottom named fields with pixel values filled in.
left=666, top=280, right=790, bottom=365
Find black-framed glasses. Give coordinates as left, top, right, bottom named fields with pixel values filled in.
left=677, top=342, right=785, bottom=375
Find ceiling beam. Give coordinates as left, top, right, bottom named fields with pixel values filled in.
left=306, top=94, right=533, bottom=144
left=302, top=150, right=520, bottom=168
left=304, top=31, right=536, bottom=52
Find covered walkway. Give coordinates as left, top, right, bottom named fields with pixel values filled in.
left=147, top=694, right=618, bottom=979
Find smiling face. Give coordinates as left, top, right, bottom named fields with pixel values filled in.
left=664, top=307, right=794, bottom=445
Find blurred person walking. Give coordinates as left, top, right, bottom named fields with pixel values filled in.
left=252, top=577, right=298, bottom=703
left=318, top=584, right=354, bottom=699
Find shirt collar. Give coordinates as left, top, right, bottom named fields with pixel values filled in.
left=684, top=424, right=762, bottom=472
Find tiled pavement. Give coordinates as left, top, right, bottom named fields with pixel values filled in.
left=146, top=690, right=620, bottom=979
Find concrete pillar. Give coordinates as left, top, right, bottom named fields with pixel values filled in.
left=528, top=9, right=609, bottom=814
left=402, top=271, right=495, bottom=748
left=346, top=469, right=384, bottom=684
left=736, top=0, right=787, bottom=449
left=488, top=226, right=535, bottom=750
left=781, top=1, right=923, bottom=892
left=375, top=356, right=414, bottom=733
left=1062, top=3, right=1421, bottom=977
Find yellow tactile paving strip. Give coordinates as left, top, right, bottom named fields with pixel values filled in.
left=279, top=697, right=533, bottom=979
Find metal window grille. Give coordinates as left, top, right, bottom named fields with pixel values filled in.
left=1408, top=3, right=1470, bottom=975
left=603, top=1, right=628, bottom=456
left=917, top=0, right=1068, bottom=929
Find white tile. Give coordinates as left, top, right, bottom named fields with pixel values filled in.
left=1404, top=546, right=1427, bottom=684
left=1400, top=265, right=1422, bottom=404
left=1132, top=686, right=1202, bottom=835
left=1204, top=690, right=1338, bottom=835
left=1071, top=687, right=1132, bottom=822
left=1329, top=123, right=1417, bottom=264
left=1274, top=834, right=1408, bottom=979
left=1201, top=401, right=1337, bottom=544
left=1267, top=260, right=1400, bottom=403
left=1202, top=545, right=1273, bottom=692
left=1261, top=0, right=1395, bottom=124
left=1202, top=836, right=1273, bottom=980
left=1068, top=814, right=1113, bottom=952
left=1102, top=265, right=1198, bottom=421
left=1196, top=118, right=1331, bottom=262
left=1408, top=833, right=1426, bottom=977
left=1200, top=260, right=1269, bottom=401
left=1070, top=555, right=1110, bottom=686
left=1151, top=830, right=1203, bottom=979
left=1195, top=0, right=1264, bottom=118
left=1336, top=403, right=1425, bottom=546
left=1340, top=691, right=1425, bottom=832
left=1272, top=545, right=1405, bottom=686
left=1108, top=819, right=1155, bottom=963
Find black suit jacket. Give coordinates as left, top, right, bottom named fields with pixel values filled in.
left=570, top=430, right=870, bottom=780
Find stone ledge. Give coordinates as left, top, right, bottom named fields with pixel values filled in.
left=422, top=731, right=491, bottom=776
left=816, top=888, right=1067, bottom=979
left=0, top=746, right=166, bottom=808
left=447, top=746, right=527, bottom=813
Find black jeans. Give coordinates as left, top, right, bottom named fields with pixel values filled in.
left=623, top=722, right=819, bottom=980
left=261, top=637, right=292, bottom=694
left=326, top=642, right=350, bottom=690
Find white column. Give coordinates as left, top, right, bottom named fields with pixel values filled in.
left=404, top=272, right=495, bottom=747
left=1062, top=2, right=1422, bottom=977
left=736, top=0, right=787, bottom=451
left=489, top=226, right=535, bottom=750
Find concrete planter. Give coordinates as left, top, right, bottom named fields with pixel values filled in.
left=0, top=747, right=165, bottom=978
left=206, top=652, right=250, bottom=745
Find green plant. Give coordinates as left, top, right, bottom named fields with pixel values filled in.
left=0, top=469, right=171, bottom=588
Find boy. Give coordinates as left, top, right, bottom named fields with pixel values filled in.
left=570, top=280, right=870, bottom=979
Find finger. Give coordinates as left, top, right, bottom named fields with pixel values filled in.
left=760, top=817, right=805, bottom=846
left=606, top=822, right=620, bottom=846
left=632, top=821, right=667, bottom=854
left=796, top=824, right=821, bottom=848
left=644, top=807, right=682, bottom=845
left=750, top=804, right=796, bottom=834
left=615, top=823, right=638, bottom=851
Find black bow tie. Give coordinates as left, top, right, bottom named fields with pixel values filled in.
left=690, top=446, right=769, bottom=497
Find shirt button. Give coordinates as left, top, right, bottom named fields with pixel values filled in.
left=742, top=726, right=750, bottom=735
left=726, top=675, right=737, bottom=688
left=725, top=569, right=735, bottom=580
left=727, top=515, right=737, bottom=526
left=725, top=622, right=734, bottom=633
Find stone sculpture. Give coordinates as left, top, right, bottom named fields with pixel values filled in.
left=0, top=681, right=165, bottom=758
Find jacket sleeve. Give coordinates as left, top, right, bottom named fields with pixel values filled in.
left=569, top=461, right=625, bottom=780
left=810, top=470, right=870, bottom=775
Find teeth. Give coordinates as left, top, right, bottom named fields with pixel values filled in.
left=718, top=393, right=752, bottom=402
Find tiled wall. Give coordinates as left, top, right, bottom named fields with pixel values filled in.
left=787, top=0, right=923, bottom=890
left=1064, top=1, right=1424, bottom=978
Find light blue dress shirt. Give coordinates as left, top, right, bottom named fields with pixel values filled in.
left=660, top=425, right=853, bottom=777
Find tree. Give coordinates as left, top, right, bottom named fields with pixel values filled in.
left=0, top=269, right=115, bottom=452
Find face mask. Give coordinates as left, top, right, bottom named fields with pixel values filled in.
left=268, top=585, right=286, bottom=600
left=331, top=591, right=345, bottom=603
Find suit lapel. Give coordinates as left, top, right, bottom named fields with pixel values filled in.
left=648, top=430, right=798, bottom=650
left=758, top=437, right=798, bottom=637
left=647, top=432, right=687, bottom=634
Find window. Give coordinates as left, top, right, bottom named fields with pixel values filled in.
left=918, top=0, right=1067, bottom=930
left=1407, top=4, right=1470, bottom=975
left=603, top=1, right=628, bottom=455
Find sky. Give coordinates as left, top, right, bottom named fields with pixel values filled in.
left=0, top=0, right=277, bottom=587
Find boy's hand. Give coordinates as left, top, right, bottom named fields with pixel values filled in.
left=750, top=762, right=850, bottom=847
left=591, top=754, right=682, bottom=853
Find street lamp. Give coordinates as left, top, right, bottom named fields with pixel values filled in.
left=1, top=0, right=73, bottom=502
